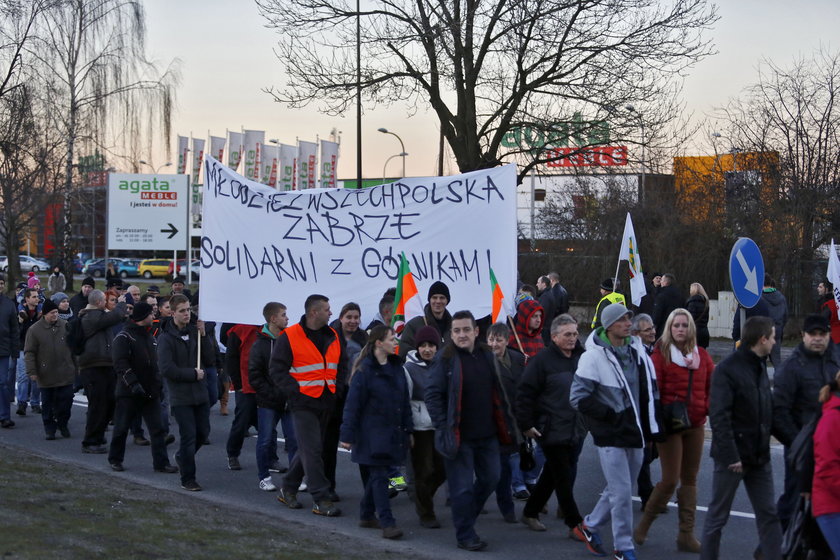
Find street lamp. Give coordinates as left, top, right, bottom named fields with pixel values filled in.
left=139, top=160, right=173, bottom=174
left=382, top=152, right=409, bottom=183
left=377, top=128, right=406, bottom=178
left=625, top=105, right=645, bottom=198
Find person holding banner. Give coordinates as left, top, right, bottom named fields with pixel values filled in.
left=271, top=294, right=347, bottom=517
left=398, top=281, right=453, bottom=358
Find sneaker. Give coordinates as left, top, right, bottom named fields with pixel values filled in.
left=298, top=481, right=308, bottom=492
left=268, top=460, right=287, bottom=473
left=155, top=465, right=179, bottom=474
left=614, top=550, right=637, bottom=560
left=359, top=518, right=381, bottom=529
left=389, top=475, right=407, bottom=491
left=59, top=426, right=70, bottom=438
left=31, top=405, right=41, bottom=414
left=312, top=500, right=341, bottom=517
left=382, top=526, right=403, bottom=539
left=522, top=516, right=547, bottom=532
left=109, top=462, right=124, bottom=472
left=259, top=477, right=277, bottom=491
left=277, top=488, right=302, bottom=509
left=0, top=419, right=15, bottom=428
left=513, top=489, right=530, bottom=500
left=227, top=456, right=242, bottom=470
left=133, top=436, right=150, bottom=446
left=571, top=523, right=607, bottom=556
left=181, top=480, right=202, bottom=491
left=457, top=538, right=488, bottom=551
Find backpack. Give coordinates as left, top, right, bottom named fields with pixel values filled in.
left=66, top=316, right=87, bottom=356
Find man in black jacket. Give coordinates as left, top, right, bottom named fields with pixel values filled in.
left=69, top=277, right=95, bottom=316
left=772, top=313, right=839, bottom=530
left=700, top=316, right=783, bottom=560
left=0, top=278, right=19, bottom=428
left=107, top=303, right=178, bottom=474
left=652, top=273, right=682, bottom=338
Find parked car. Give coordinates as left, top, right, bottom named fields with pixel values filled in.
left=168, top=259, right=200, bottom=281
left=138, top=259, right=172, bottom=279
left=118, top=258, right=141, bottom=278
left=0, top=255, right=51, bottom=273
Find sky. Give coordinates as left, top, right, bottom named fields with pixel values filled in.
left=143, top=0, right=839, bottom=179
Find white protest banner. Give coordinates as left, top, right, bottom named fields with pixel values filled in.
left=297, top=140, right=317, bottom=189
left=227, top=131, right=243, bottom=171
left=199, top=156, right=518, bottom=326
left=260, top=144, right=279, bottom=188
left=210, top=135, right=225, bottom=162
left=176, top=135, right=189, bottom=174
left=320, top=139, right=339, bottom=189
left=243, top=129, right=264, bottom=181
left=191, top=138, right=205, bottom=185
left=278, top=143, right=296, bottom=191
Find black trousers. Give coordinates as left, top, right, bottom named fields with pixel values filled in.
left=523, top=443, right=584, bottom=527
left=108, top=395, right=170, bottom=469
left=225, top=391, right=257, bottom=458
left=81, top=367, right=115, bottom=447
left=322, top=396, right=344, bottom=491
left=283, top=407, right=332, bottom=502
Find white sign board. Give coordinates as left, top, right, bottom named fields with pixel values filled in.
left=107, top=173, right=188, bottom=250
left=199, top=156, right=518, bottom=326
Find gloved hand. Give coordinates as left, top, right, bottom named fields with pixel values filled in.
left=130, top=383, right=148, bottom=399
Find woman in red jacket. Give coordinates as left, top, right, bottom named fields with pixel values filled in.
left=813, top=372, right=840, bottom=557
left=634, top=308, right=714, bottom=553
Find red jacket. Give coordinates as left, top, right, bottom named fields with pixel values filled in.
left=821, top=299, right=840, bottom=344
left=226, top=324, right=260, bottom=394
left=651, top=344, right=714, bottom=427
left=813, top=393, right=840, bottom=517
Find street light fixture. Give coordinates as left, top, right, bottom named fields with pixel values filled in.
left=625, top=105, right=646, bottom=198
left=377, top=128, right=406, bottom=178
left=382, top=152, right=409, bottom=184
left=139, top=160, right=173, bottom=174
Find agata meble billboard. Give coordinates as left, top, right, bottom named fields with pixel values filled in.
left=108, top=173, right=188, bottom=251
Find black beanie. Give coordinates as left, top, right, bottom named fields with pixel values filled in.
left=41, top=298, right=58, bottom=314
left=427, top=281, right=450, bottom=302
left=82, top=276, right=95, bottom=287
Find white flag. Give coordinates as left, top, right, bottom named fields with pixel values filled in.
left=209, top=135, right=226, bottom=162
left=260, top=144, right=280, bottom=188
left=298, top=140, right=317, bottom=189
left=320, top=140, right=339, bottom=189
left=226, top=131, right=243, bottom=171
left=243, top=129, right=264, bottom=181
left=176, top=135, right=189, bottom=174
left=277, top=143, right=297, bottom=191
left=828, top=240, right=840, bottom=320
left=191, top=138, right=205, bottom=185
left=618, top=212, right=647, bottom=306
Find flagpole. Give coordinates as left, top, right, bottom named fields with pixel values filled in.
left=508, top=316, right=525, bottom=356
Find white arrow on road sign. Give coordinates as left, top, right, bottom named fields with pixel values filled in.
left=735, top=249, right=759, bottom=295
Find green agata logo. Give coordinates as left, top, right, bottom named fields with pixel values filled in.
left=118, top=178, right=171, bottom=194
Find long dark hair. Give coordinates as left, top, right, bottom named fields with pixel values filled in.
left=349, top=324, right=394, bottom=382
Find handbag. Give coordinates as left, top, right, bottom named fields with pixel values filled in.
left=664, top=367, right=693, bottom=434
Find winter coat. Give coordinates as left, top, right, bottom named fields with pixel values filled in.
left=398, top=304, right=452, bottom=358
left=509, top=298, right=545, bottom=358
left=708, top=346, right=773, bottom=466
left=538, top=283, right=569, bottom=345
left=225, top=324, right=260, bottom=394
left=404, top=350, right=435, bottom=431
left=812, top=392, right=840, bottom=517
left=112, top=322, right=162, bottom=399
left=591, top=291, right=626, bottom=329
left=157, top=319, right=214, bottom=407
left=17, top=306, right=40, bottom=348
left=820, top=298, right=840, bottom=344
left=23, top=317, right=74, bottom=388
left=731, top=298, right=770, bottom=341
left=771, top=343, right=840, bottom=447
left=652, top=284, right=683, bottom=337
left=330, top=319, right=368, bottom=369
left=496, top=348, right=526, bottom=452
left=340, top=354, right=412, bottom=466
left=0, top=295, right=19, bottom=357
left=69, top=291, right=88, bottom=316
left=516, top=340, right=585, bottom=447
left=651, top=343, right=714, bottom=427
left=248, top=326, right=287, bottom=411
left=685, top=294, right=710, bottom=347
left=268, top=316, right=348, bottom=412
left=47, top=273, right=66, bottom=294
left=570, top=329, right=661, bottom=448
left=424, top=341, right=517, bottom=459
left=760, top=288, right=788, bottom=342
left=77, top=305, right=127, bottom=369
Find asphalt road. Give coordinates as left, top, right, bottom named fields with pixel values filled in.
left=0, top=391, right=784, bottom=560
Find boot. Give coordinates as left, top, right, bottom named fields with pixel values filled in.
left=219, top=381, right=230, bottom=415
left=633, top=482, right=673, bottom=545
left=676, top=486, right=701, bottom=553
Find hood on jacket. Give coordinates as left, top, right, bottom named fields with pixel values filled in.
left=513, top=298, right=544, bottom=337
left=762, top=288, right=785, bottom=307
left=405, top=349, right=432, bottom=367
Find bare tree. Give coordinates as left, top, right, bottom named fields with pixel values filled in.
left=257, top=0, right=717, bottom=180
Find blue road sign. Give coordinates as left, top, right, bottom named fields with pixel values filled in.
left=729, top=237, right=765, bottom=308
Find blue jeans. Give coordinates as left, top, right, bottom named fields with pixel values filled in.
left=39, top=385, right=74, bottom=436
left=443, top=436, right=501, bottom=543
left=496, top=452, right=514, bottom=517
left=15, top=351, right=40, bottom=407
left=204, top=366, right=218, bottom=406
left=360, top=464, right=395, bottom=527
left=816, top=513, right=840, bottom=558
left=510, top=441, right=546, bottom=490
left=256, top=407, right=281, bottom=480
left=171, top=403, right=211, bottom=484
left=0, top=357, right=12, bottom=421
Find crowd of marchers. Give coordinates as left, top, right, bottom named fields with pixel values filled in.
left=0, top=267, right=838, bottom=560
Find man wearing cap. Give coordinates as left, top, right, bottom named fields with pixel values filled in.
left=399, top=281, right=453, bottom=358
left=107, top=303, right=178, bottom=473
left=571, top=303, right=661, bottom=560
left=170, top=276, right=192, bottom=300
left=70, top=277, right=95, bottom=316
left=23, top=298, right=75, bottom=440
left=772, top=313, right=840, bottom=530
left=591, top=278, right=626, bottom=329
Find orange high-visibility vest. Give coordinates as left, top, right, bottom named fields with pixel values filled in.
left=285, top=323, right=340, bottom=398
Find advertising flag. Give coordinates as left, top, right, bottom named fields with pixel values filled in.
left=209, top=135, right=226, bottom=162
left=618, top=212, right=647, bottom=306
left=320, top=140, right=339, bottom=189
left=297, top=140, right=317, bottom=189
left=260, top=144, right=280, bottom=188
left=176, top=135, right=189, bottom=174
left=490, top=267, right=513, bottom=323
left=227, top=131, right=243, bottom=171
left=278, top=143, right=297, bottom=191
left=243, top=129, right=264, bottom=181
left=191, top=138, right=205, bottom=185
left=391, top=253, right=424, bottom=336
left=828, top=240, right=840, bottom=320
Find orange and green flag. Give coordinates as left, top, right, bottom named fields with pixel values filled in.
left=490, top=266, right=512, bottom=323
left=391, top=253, right=424, bottom=335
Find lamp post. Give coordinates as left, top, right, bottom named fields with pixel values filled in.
left=377, top=128, right=406, bottom=178
left=139, top=160, right=173, bottom=174
left=625, top=105, right=646, bottom=201
left=382, top=152, right=409, bottom=183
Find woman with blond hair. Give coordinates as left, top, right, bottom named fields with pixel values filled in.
left=634, top=308, right=714, bottom=553
left=685, top=283, right=710, bottom=348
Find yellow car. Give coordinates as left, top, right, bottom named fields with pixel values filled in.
left=138, top=259, right=172, bottom=279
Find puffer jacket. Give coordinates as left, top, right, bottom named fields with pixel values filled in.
left=812, top=392, right=840, bottom=517
left=248, top=325, right=287, bottom=411
left=77, top=304, right=127, bottom=369
left=112, top=321, right=162, bottom=399
left=157, top=319, right=214, bottom=407
left=509, top=298, right=544, bottom=359
left=0, top=295, right=19, bottom=357
left=761, top=288, right=788, bottom=341
left=570, top=329, right=661, bottom=448
left=651, top=343, right=714, bottom=427
left=23, top=317, right=74, bottom=388
left=404, top=350, right=435, bottom=431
